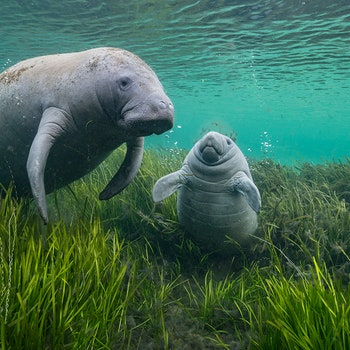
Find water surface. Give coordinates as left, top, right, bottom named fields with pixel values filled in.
left=1, top=0, right=349, bottom=163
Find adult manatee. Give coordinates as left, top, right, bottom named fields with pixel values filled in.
left=0, top=47, right=174, bottom=223
left=152, top=131, right=260, bottom=252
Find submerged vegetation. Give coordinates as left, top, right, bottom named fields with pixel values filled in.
left=1, top=147, right=350, bottom=349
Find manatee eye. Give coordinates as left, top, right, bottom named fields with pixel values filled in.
left=118, top=77, right=133, bottom=91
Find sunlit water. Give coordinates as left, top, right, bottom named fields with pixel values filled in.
left=1, top=0, right=349, bottom=164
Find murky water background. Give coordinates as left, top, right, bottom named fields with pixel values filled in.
left=1, top=0, right=349, bottom=163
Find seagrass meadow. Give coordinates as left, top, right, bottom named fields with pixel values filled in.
left=1, top=147, right=350, bottom=349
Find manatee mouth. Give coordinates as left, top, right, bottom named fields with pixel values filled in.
left=121, top=99, right=174, bottom=136
left=201, top=146, right=221, bottom=163
left=138, top=118, right=174, bottom=135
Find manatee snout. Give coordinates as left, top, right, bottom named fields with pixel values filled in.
left=151, top=97, right=174, bottom=134
left=198, top=132, right=228, bottom=164
left=124, top=93, right=174, bottom=135
left=149, top=93, right=174, bottom=114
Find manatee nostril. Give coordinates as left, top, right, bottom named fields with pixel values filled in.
left=157, top=100, right=165, bottom=109
left=159, top=100, right=174, bottom=110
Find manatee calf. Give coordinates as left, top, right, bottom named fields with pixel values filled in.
left=0, top=47, right=174, bottom=223
left=152, top=131, right=261, bottom=252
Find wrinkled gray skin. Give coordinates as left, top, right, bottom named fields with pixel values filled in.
left=0, top=47, right=174, bottom=223
left=152, top=132, right=261, bottom=252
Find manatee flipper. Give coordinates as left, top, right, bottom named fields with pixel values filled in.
left=227, top=171, right=261, bottom=213
left=99, top=137, right=144, bottom=200
left=152, top=169, right=187, bottom=202
left=27, top=107, right=75, bottom=224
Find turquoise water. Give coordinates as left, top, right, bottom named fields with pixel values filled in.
left=1, top=0, right=349, bottom=164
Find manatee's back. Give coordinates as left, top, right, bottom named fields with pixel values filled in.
left=0, top=52, right=83, bottom=193
left=0, top=48, right=120, bottom=193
